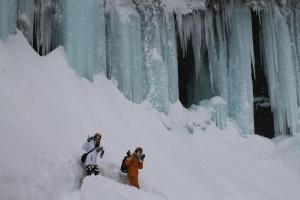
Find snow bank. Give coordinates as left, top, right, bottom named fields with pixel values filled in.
left=69, top=176, right=168, bottom=200
left=0, top=33, right=300, bottom=200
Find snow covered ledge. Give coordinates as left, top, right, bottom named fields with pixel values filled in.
left=163, top=0, right=206, bottom=13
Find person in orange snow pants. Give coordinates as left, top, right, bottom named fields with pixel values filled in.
left=125, top=147, right=145, bottom=189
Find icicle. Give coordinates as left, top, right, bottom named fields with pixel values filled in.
left=204, top=10, right=215, bottom=91
left=0, top=0, right=17, bottom=40
left=33, top=0, right=57, bottom=55
left=164, top=13, right=179, bottom=103
left=105, top=0, right=143, bottom=103
left=61, top=0, right=106, bottom=81
left=227, top=3, right=254, bottom=136
left=136, top=1, right=179, bottom=113
left=16, top=0, right=34, bottom=45
left=142, top=2, right=169, bottom=112
left=212, top=12, right=228, bottom=102
left=209, top=96, right=227, bottom=129
left=260, top=2, right=299, bottom=136
left=286, top=7, right=300, bottom=105
left=176, top=12, right=194, bottom=56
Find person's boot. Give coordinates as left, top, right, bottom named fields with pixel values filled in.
left=86, top=165, right=93, bottom=176
left=93, top=165, right=100, bottom=176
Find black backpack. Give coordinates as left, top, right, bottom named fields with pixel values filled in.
left=120, top=151, right=131, bottom=173
left=120, top=156, right=128, bottom=173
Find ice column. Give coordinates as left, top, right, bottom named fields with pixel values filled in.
left=105, top=0, right=143, bottom=103
left=16, top=0, right=61, bottom=55
left=61, top=0, right=106, bottom=80
left=14, top=0, right=60, bottom=55
left=210, top=14, right=229, bottom=102
left=0, top=0, right=17, bottom=40
left=175, top=3, right=254, bottom=134
left=176, top=13, right=204, bottom=105
left=261, top=3, right=299, bottom=136
left=34, top=0, right=57, bottom=55
left=16, top=0, right=34, bottom=45
left=138, top=2, right=178, bottom=113
left=176, top=9, right=229, bottom=128
left=142, top=3, right=169, bottom=113
left=227, top=4, right=254, bottom=136
left=191, top=12, right=215, bottom=103
left=209, top=96, right=227, bottom=129
left=164, top=13, right=179, bottom=104
left=287, top=7, right=300, bottom=106
left=176, top=9, right=228, bottom=103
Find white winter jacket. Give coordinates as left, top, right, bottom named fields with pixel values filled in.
left=82, top=140, right=100, bottom=166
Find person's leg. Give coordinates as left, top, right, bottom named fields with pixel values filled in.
left=128, top=176, right=139, bottom=189
left=93, top=165, right=100, bottom=176
left=86, top=165, right=93, bottom=176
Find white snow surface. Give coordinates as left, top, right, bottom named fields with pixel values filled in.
left=0, top=32, right=300, bottom=200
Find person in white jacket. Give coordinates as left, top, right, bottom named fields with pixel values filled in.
left=82, top=132, right=105, bottom=176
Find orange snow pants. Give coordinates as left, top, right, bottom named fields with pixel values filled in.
left=128, top=176, right=139, bottom=189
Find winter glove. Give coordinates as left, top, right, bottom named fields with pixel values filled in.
left=96, top=146, right=103, bottom=153
left=126, top=150, right=131, bottom=157
left=99, top=149, right=105, bottom=158
left=140, top=154, right=145, bottom=161
left=87, top=136, right=92, bottom=142
left=95, top=142, right=100, bottom=148
left=138, top=154, right=145, bottom=163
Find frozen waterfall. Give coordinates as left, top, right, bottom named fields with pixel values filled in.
left=260, top=2, right=299, bottom=136
left=175, top=0, right=299, bottom=136
left=105, top=0, right=178, bottom=110
left=227, top=4, right=255, bottom=136
left=0, top=0, right=300, bottom=136
left=136, top=1, right=178, bottom=112
left=175, top=2, right=254, bottom=134
left=105, top=0, right=144, bottom=103
left=60, top=0, right=106, bottom=81
left=0, top=0, right=16, bottom=40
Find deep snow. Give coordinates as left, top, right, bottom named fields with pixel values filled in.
left=0, top=33, right=300, bottom=200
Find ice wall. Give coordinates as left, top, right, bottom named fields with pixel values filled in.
left=1, top=0, right=299, bottom=136
left=33, top=0, right=58, bottom=55
left=105, top=0, right=144, bottom=103
left=137, top=1, right=178, bottom=113
left=175, top=0, right=299, bottom=136
left=105, top=0, right=178, bottom=108
left=15, top=0, right=59, bottom=55
left=16, top=0, right=34, bottom=45
left=176, top=2, right=254, bottom=134
left=0, top=0, right=178, bottom=113
left=60, top=0, right=106, bottom=80
left=228, top=4, right=254, bottom=136
left=287, top=5, right=300, bottom=106
left=164, top=13, right=179, bottom=104
left=139, top=2, right=169, bottom=112
left=175, top=6, right=231, bottom=130
left=260, top=2, right=300, bottom=136
left=0, top=0, right=17, bottom=40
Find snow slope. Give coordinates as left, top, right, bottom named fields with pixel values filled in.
left=0, top=33, right=300, bottom=200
